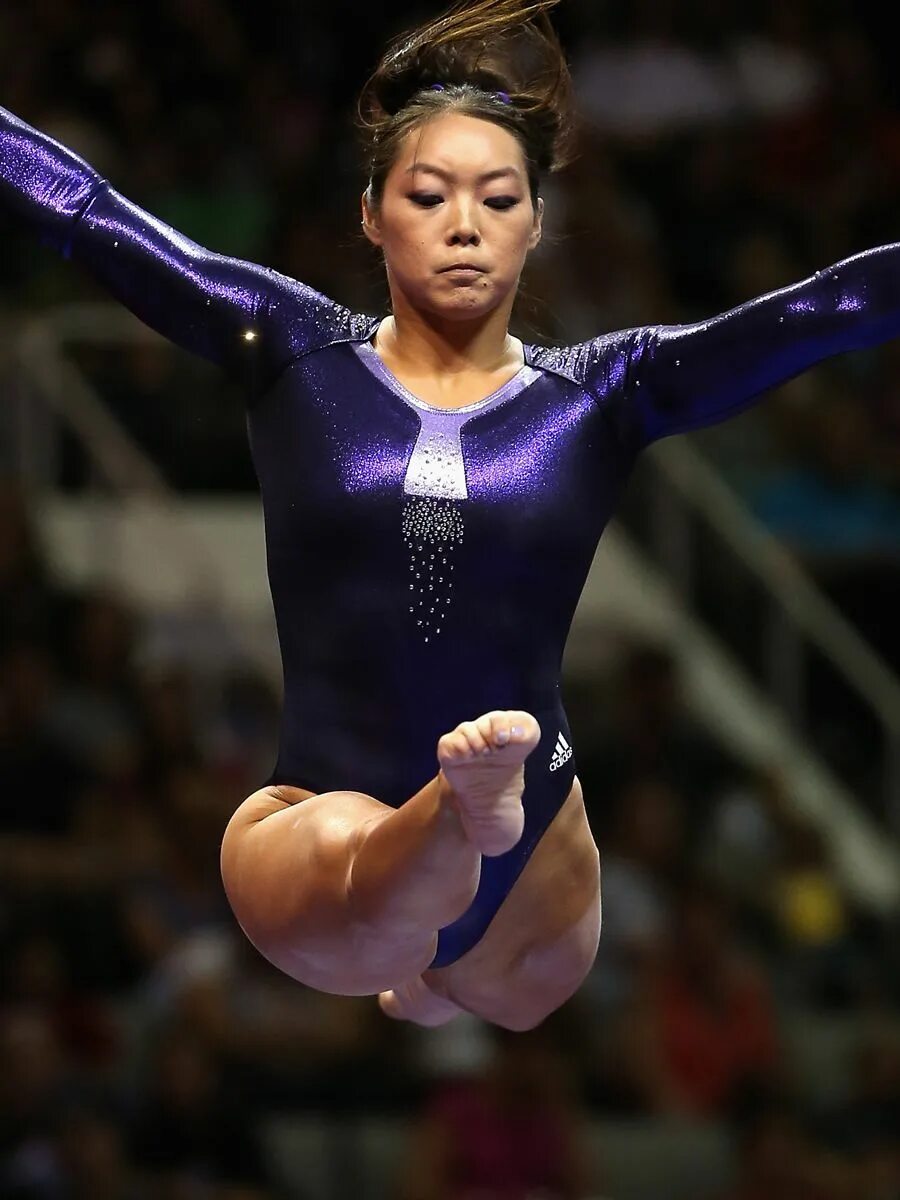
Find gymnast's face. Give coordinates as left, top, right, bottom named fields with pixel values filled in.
left=361, top=112, right=543, bottom=322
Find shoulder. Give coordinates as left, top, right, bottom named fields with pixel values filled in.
left=524, top=326, right=648, bottom=393
left=256, top=268, right=380, bottom=361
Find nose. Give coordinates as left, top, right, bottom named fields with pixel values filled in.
left=445, top=196, right=481, bottom=246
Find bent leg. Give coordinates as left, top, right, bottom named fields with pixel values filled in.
left=378, top=881, right=601, bottom=1030
left=407, top=777, right=602, bottom=1030
left=220, top=773, right=481, bottom=996
left=219, top=710, right=542, bottom=999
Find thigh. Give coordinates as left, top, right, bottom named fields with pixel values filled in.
left=221, top=782, right=379, bottom=938
left=222, top=783, right=434, bottom=995
left=424, top=777, right=601, bottom=1023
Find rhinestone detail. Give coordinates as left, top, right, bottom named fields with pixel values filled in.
left=402, top=496, right=464, bottom=644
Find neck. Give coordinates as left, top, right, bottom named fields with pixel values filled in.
left=375, top=297, right=521, bottom=377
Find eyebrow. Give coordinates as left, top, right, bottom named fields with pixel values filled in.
left=405, top=163, right=522, bottom=184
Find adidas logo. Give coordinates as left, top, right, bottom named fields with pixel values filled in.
left=549, top=731, right=573, bottom=772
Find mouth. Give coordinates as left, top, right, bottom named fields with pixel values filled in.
left=439, top=264, right=486, bottom=274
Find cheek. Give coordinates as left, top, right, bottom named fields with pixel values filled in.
left=384, top=224, right=428, bottom=266
left=509, top=213, right=537, bottom=248
left=500, top=227, right=535, bottom=269
left=394, top=243, right=430, bottom=279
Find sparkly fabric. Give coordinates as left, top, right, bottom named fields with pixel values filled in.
left=6, top=104, right=900, bottom=968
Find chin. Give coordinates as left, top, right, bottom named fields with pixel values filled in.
left=428, top=290, right=504, bottom=320
left=437, top=302, right=497, bottom=321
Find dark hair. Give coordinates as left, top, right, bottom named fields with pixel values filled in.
left=356, top=0, right=577, bottom=212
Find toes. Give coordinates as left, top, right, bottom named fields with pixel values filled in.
left=509, top=711, right=540, bottom=743
left=440, top=711, right=541, bottom=762
left=457, top=720, right=490, bottom=756
left=478, top=711, right=536, bottom=750
left=486, top=712, right=511, bottom=746
left=484, top=711, right=540, bottom=747
left=438, top=730, right=471, bottom=760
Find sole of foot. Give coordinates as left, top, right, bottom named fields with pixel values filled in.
left=437, top=709, right=541, bottom=856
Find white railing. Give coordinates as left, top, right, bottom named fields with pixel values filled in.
left=4, top=302, right=271, bottom=676
left=636, top=436, right=900, bottom=833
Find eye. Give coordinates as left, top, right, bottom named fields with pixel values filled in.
left=408, top=193, right=521, bottom=211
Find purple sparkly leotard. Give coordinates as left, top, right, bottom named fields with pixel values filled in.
left=4, top=105, right=900, bottom=967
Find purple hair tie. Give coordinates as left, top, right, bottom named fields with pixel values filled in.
left=429, top=82, right=512, bottom=105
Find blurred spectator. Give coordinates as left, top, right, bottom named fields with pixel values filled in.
left=136, top=664, right=202, bottom=783
left=0, top=1010, right=87, bottom=1192
left=0, top=932, right=120, bottom=1075
left=126, top=1024, right=271, bottom=1193
left=579, top=643, right=741, bottom=841
left=541, top=136, right=674, bottom=339
left=730, top=1, right=825, bottom=121
left=653, top=130, right=781, bottom=312
left=750, top=391, right=900, bottom=783
left=4, top=1100, right=150, bottom=1200
left=399, top=1015, right=592, bottom=1200
left=862, top=339, right=900, bottom=487
left=573, top=0, right=741, bottom=139
left=140, top=927, right=416, bottom=1114
left=44, top=590, right=142, bottom=786
left=206, top=665, right=281, bottom=797
left=123, top=766, right=233, bottom=974
left=0, top=482, right=65, bottom=655
left=617, top=877, right=780, bottom=1117
left=750, top=393, right=900, bottom=561
left=719, top=1100, right=856, bottom=1200
left=699, top=766, right=787, bottom=907
left=819, top=1023, right=900, bottom=1166
left=584, top=774, right=680, bottom=1013
left=768, top=818, right=863, bottom=1007
left=0, top=643, right=83, bottom=839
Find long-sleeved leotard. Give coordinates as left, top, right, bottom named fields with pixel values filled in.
left=4, top=104, right=900, bottom=967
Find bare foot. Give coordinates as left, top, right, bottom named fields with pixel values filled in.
left=437, top=710, right=541, bottom=856
left=379, top=975, right=465, bottom=1027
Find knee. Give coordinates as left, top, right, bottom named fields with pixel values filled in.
left=481, top=977, right=575, bottom=1031
left=493, top=1009, right=550, bottom=1033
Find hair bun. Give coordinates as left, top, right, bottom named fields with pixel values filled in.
left=375, top=44, right=496, bottom=116
left=358, top=0, right=576, bottom=192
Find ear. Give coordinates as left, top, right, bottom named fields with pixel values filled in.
left=361, top=188, right=382, bottom=247
left=528, top=196, right=544, bottom=251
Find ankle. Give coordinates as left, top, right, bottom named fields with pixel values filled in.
left=436, top=768, right=467, bottom=830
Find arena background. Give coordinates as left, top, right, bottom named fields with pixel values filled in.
left=1, top=1, right=899, bottom=1197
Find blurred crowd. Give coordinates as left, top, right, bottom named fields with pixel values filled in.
left=2, top=0, right=900, bottom=1197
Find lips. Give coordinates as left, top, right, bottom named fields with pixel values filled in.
left=440, top=263, right=485, bottom=272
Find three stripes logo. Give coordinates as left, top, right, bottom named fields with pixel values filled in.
left=549, top=731, right=572, bottom=772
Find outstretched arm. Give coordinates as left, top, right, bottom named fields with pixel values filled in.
left=627, top=244, right=900, bottom=447
left=0, top=104, right=340, bottom=392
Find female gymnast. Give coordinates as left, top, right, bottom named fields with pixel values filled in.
left=3, top=0, right=900, bottom=1032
